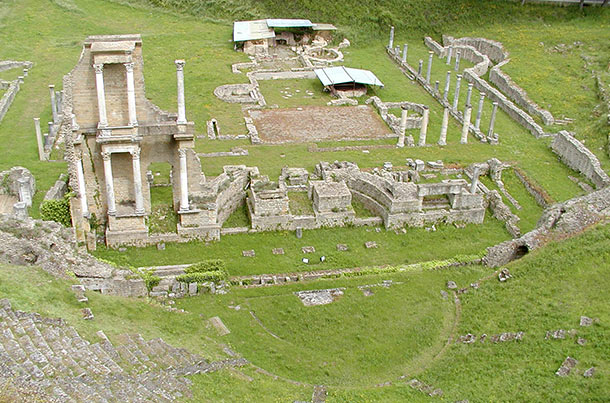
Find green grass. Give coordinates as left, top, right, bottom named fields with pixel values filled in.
left=94, top=214, right=508, bottom=275
left=148, top=186, right=178, bottom=233
left=351, top=198, right=376, bottom=218
left=288, top=191, right=314, bottom=215
left=222, top=201, right=250, bottom=228
left=0, top=263, right=226, bottom=359
left=259, top=79, right=333, bottom=108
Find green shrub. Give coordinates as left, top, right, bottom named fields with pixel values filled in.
left=140, top=269, right=161, bottom=292
left=40, top=194, right=73, bottom=227
left=184, top=259, right=226, bottom=274
left=176, top=270, right=228, bottom=284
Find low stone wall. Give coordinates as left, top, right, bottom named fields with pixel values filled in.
left=483, top=186, right=610, bottom=267
left=0, top=80, right=20, bottom=124
left=486, top=190, right=521, bottom=238
left=425, top=36, right=548, bottom=138
left=490, top=60, right=554, bottom=125
left=43, top=173, right=68, bottom=201
left=513, top=167, right=553, bottom=207
left=551, top=131, right=610, bottom=188
left=366, top=96, right=425, bottom=135
left=443, top=36, right=508, bottom=63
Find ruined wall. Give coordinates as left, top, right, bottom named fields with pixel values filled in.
left=489, top=60, right=554, bottom=125
left=551, top=131, right=610, bottom=188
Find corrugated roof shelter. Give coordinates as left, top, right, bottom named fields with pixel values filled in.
left=233, top=20, right=275, bottom=42
left=314, top=67, right=384, bottom=88
left=265, top=19, right=314, bottom=28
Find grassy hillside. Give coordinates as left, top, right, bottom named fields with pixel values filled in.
left=2, top=223, right=608, bottom=400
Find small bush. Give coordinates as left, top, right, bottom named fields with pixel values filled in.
left=176, top=270, right=228, bottom=284
left=40, top=194, right=73, bottom=227
left=184, top=259, right=226, bottom=274
left=140, top=269, right=161, bottom=291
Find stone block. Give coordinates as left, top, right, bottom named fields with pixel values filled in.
left=272, top=248, right=284, bottom=255
left=242, top=250, right=255, bottom=257
left=301, top=246, right=315, bottom=254
left=336, top=243, right=348, bottom=251
left=188, top=283, right=198, bottom=296
left=364, top=241, right=378, bottom=249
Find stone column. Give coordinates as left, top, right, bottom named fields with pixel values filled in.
left=93, top=64, right=108, bottom=127
left=131, top=148, right=145, bottom=214
left=175, top=60, right=187, bottom=125
left=124, top=62, right=138, bottom=126
left=434, top=80, right=439, bottom=92
left=465, top=82, right=474, bottom=106
left=426, top=51, right=433, bottom=83
left=402, top=44, right=408, bottom=63
left=34, top=118, right=44, bottom=160
left=453, top=74, right=462, bottom=110
left=102, top=152, right=116, bottom=215
left=13, top=202, right=28, bottom=220
left=49, top=85, right=58, bottom=123
left=446, top=46, right=452, bottom=65
left=48, top=122, right=54, bottom=138
left=488, top=102, right=499, bottom=138
left=418, top=107, right=429, bottom=147
left=178, top=148, right=189, bottom=211
left=76, top=157, right=89, bottom=217
left=417, top=59, right=423, bottom=76
left=470, top=166, right=480, bottom=193
left=475, top=92, right=485, bottom=130
left=454, top=50, right=461, bottom=71
left=388, top=26, right=394, bottom=49
left=23, top=68, right=28, bottom=77
left=395, top=46, right=400, bottom=56
left=17, top=178, right=32, bottom=207
left=438, top=107, right=449, bottom=146
left=57, top=90, right=64, bottom=115
left=397, top=106, right=408, bottom=147
left=443, top=71, right=451, bottom=102
left=461, top=104, right=472, bottom=144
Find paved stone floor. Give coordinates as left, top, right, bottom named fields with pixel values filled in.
left=250, top=105, right=392, bottom=143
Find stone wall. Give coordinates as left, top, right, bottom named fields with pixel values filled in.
left=513, top=167, right=553, bottom=207
left=0, top=60, right=32, bottom=124
left=366, top=96, right=424, bottom=135
left=484, top=185, right=610, bottom=267
left=489, top=60, right=554, bottom=125
left=0, top=80, right=20, bottom=124
left=425, top=36, right=548, bottom=138
left=486, top=190, right=521, bottom=238
left=551, top=131, right=610, bottom=188
left=43, top=173, right=68, bottom=201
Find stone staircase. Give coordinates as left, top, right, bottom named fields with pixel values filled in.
left=0, top=299, right=247, bottom=402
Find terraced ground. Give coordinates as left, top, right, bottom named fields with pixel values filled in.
left=0, top=0, right=608, bottom=401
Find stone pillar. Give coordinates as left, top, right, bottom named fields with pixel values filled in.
left=426, top=51, right=433, bottom=83
left=93, top=64, right=108, bottom=127
left=461, top=104, right=472, bottom=144
left=402, top=44, right=408, bottom=63
left=34, top=118, right=44, bottom=160
left=175, top=60, right=187, bottom=125
left=434, top=80, right=439, bottom=92
left=13, top=202, right=28, bottom=220
left=446, top=46, right=452, bottom=65
left=397, top=107, right=408, bottom=147
left=102, top=152, right=116, bottom=215
left=43, top=133, right=49, bottom=148
left=48, top=122, right=54, bottom=138
left=131, top=148, right=145, bottom=214
left=438, top=107, right=449, bottom=146
left=178, top=148, right=189, bottom=211
left=76, top=157, right=89, bottom=217
left=17, top=178, right=32, bottom=207
left=49, top=85, right=58, bottom=123
left=443, top=71, right=451, bottom=102
left=475, top=92, right=486, bottom=130
left=388, top=26, right=394, bottom=49
left=124, top=62, right=138, bottom=126
left=395, top=46, right=400, bottom=56
left=417, top=59, right=423, bottom=76
left=465, top=82, right=474, bottom=106
left=488, top=102, right=499, bottom=138
left=23, top=68, right=28, bottom=77
left=418, top=107, right=429, bottom=147
left=454, top=50, right=461, bottom=71
left=470, top=166, right=480, bottom=193
left=453, top=74, right=462, bottom=110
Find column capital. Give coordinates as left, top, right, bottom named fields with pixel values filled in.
left=178, top=148, right=187, bottom=158
left=93, top=63, right=104, bottom=74
left=101, top=151, right=111, bottom=161
left=48, top=84, right=55, bottom=89
left=130, top=148, right=141, bottom=160
left=175, top=59, right=186, bottom=71
left=124, top=62, right=135, bottom=72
